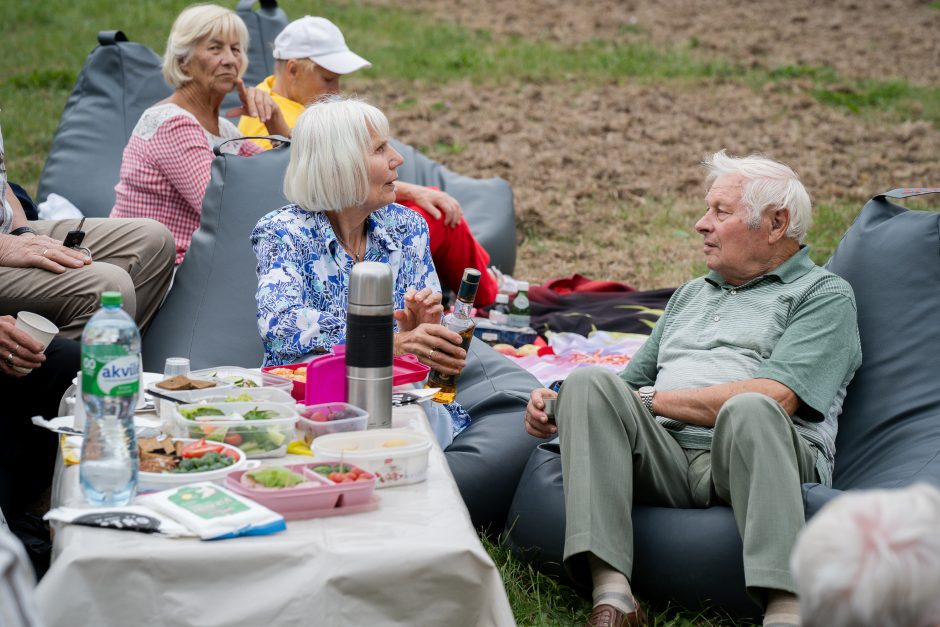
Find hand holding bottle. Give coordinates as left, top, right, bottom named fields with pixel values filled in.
left=394, top=323, right=465, bottom=374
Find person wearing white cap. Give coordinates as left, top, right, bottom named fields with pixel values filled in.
left=239, top=16, right=499, bottom=306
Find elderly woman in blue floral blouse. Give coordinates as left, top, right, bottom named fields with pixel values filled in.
left=252, top=97, right=471, bottom=442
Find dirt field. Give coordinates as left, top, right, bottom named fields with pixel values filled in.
left=361, top=0, right=940, bottom=289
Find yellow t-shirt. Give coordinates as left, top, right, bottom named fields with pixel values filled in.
left=237, top=75, right=306, bottom=150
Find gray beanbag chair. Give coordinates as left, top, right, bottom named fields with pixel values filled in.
left=504, top=188, right=940, bottom=617
left=36, top=31, right=171, bottom=217
left=141, top=144, right=289, bottom=371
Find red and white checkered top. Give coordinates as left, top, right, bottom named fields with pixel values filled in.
left=111, top=103, right=262, bottom=265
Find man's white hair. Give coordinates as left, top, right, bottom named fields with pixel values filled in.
left=791, top=483, right=940, bottom=627
left=283, top=96, right=390, bottom=212
left=703, top=150, right=812, bottom=243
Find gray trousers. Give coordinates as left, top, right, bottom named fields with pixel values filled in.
left=0, top=218, right=175, bottom=339
left=557, top=366, right=817, bottom=597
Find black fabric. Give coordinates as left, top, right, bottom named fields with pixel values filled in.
left=529, top=287, right=675, bottom=337
left=504, top=190, right=940, bottom=618
left=36, top=36, right=172, bottom=217
left=0, top=337, right=79, bottom=522
left=10, top=183, right=38, bottom=221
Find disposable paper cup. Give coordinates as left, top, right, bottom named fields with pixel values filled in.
left=14, top=311, right=59, bottom=373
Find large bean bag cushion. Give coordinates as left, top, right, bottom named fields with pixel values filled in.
left=504, top=188, right=940, bottom=618
left=36, top=31, right=171, bottom=217
left=450, top=338, right=543, bottom=533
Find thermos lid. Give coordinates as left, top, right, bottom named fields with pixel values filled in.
left=349, top=261, right=393, bottom=312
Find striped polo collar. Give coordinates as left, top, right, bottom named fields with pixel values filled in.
left=704, top=245, right=815, bottom=289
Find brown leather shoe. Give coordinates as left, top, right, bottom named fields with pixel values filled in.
left=586, top=602, right=647, bottom=627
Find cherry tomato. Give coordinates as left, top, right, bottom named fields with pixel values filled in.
left=223, top=433, right=243, bottom=446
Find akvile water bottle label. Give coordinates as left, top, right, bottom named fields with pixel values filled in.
left=82, top=347, right=140, bottom=397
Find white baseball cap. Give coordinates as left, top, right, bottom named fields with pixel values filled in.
left=272, top=16, right=372, bottom=75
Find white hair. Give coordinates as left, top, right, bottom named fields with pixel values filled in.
left=703, top=150, right=812, bottom=243
left=283, top=96, right=389, bottom=212
left=162, top=4, right=249, bottom=89
left=791, top=483, right=940, bottom=627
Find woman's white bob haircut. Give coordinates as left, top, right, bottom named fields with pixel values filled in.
left=284, top=96, right=390, bottom=213
left=704, top=150, right=812, bottom=243
left=163, top=4, right=249, bottom=89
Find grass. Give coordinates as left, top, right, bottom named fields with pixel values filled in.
left=484, top=535, right=757, bottom=626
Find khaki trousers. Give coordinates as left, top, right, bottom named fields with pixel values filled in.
left=0, top=218, right=175, bottom=339
left=557, top=366, right=817, bottom=598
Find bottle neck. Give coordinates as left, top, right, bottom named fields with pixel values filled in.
left=453, top=297, right=473, bottom=318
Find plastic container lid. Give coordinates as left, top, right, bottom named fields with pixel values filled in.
left=189, top=366, right=293, bottom=392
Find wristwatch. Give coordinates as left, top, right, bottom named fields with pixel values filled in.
left=638, top=386, right=656, bottom=414
left=9, top=226, right=36, bottom=236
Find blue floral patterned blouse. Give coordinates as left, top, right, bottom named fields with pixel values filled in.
left=252, top=202, right=471, bottom=437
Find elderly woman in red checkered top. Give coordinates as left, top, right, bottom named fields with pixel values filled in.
left=111, top=4, right=290, bottom=265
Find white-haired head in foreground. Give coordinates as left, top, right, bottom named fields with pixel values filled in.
left=284, top=96, right=390, bottom=213
left=163, top=4, right=249, bottom=89
left=791, top=483, right=940, bottom=627
left=703, top=150, right=812, bottom=243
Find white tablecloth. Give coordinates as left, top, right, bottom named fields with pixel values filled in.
left=35, top=406, right=515, bottom=626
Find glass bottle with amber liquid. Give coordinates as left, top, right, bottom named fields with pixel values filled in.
left=426, top=268, right=481, bottom=404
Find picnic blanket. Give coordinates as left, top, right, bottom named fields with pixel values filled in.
left=501, top=284, right=676, bottom=383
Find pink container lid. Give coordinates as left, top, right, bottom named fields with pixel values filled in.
left=305, top=346, right=429, bottom=405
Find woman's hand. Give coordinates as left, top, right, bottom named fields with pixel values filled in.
left=524, top=388, right=558, bottom=438
left=227, top=80, right=291, bottom=139
left=394, top=287, right=443, bottom=333
left=394, top=323, right=466, bottom=375
left=0, top=315, right=46, bottom=377
left=0, top=233, right=90, bottom=273
left=395, top=183, right=463, bottom=227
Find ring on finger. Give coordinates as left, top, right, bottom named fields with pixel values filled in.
left=41, top=248, right=49, bottom=257
left=5, top=352, right=13, bottom=366
left=428, top=348, right=436, bottom=360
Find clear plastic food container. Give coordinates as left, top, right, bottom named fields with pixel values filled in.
left=189, top=366, right=293, bottom=393
left=174, top=402, right=298, bottom=459
left=296, top=403, right=369, bottom=445
left=175, top=386, right=297, bottom=406
left=311, top=428, right=432, bottom=488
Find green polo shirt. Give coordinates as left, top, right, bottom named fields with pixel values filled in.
left=621, top=246, right=861, bottom=485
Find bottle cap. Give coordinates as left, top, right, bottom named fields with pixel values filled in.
left=495, top=293, right=509, bottom=304
left=456, top=268, right=482, bottom=303
left=517, top=281, right=529, bottom=291
left=348, top=261, right=393, bottom=315
left=101, top=291, right=122, bottom=307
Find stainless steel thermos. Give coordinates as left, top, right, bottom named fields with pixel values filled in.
left=346, top=262, right=393, bottom=428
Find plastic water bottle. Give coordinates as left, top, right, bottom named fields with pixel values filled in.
left=79, top=292, right=141, bottom=506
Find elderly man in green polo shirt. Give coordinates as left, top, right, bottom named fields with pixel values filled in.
left=524, top=150, right=862, bottom=627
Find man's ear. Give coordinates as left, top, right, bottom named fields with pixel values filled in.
left=769, top=207, right=791, bottom=243
left=285, top=59, right=301, bottom=78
